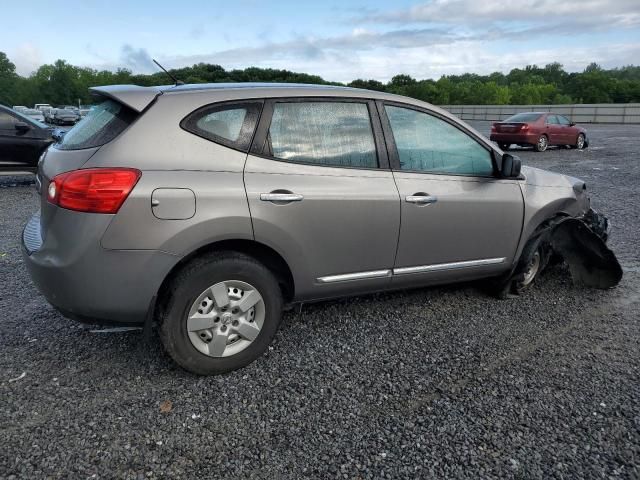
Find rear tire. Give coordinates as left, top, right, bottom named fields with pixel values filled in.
left=160, top=251, right=283, bottom=375
left=533, top=134, right=548, bottom=152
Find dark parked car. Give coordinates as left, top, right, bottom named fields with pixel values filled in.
left=0, top=104, right=55, bottom=173
left=51, top=107, right=80, bottom=125
left=490, top=112, right=588, bottom=152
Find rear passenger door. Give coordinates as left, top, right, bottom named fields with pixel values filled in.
left=244, top=98, right=401, bottom=299
left=379, top=102, right=523, bottom=287
left=545, top=114, right=561, bottom=145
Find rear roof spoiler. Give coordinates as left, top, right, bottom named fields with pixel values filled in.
left=89, top=85, right=165, bottom=112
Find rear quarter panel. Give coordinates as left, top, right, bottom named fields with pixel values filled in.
left=91, top=93, right=255, bottom=254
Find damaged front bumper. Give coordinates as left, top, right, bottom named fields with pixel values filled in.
left=550, top=209, right=622, bottom=289
left=582, top=208, right=611, bottom=243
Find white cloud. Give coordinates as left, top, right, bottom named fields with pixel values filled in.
left=364, top=0, right=640, bottom=29
left=12, top=43, right=42, bottom=76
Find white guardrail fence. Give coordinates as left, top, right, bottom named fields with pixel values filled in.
left=441, top=104, right=640, bottom=124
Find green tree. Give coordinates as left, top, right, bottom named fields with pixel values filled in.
left=0, top=52, right=18, bottom=105
left=0, top=51, right=639, bottom=107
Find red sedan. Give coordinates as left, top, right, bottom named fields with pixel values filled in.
left=490, top=112, right=588, bottom=152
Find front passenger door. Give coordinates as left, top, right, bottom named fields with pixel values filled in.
left=0, top=111, right=22, bottom=171
left=379, top=103, right=524, bottom=286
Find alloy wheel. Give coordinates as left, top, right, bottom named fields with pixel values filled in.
left=537, top=136, right=548, bottom=151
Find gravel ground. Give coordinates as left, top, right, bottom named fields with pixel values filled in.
left=1, top=122, right=639, bottom=479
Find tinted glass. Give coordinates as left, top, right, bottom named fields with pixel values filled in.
left=0, top=111, right=17, bottom=130
left=504, top=113, right=542, bottom=122
left=385, top=105, right=493, bottom=176
left=546, top=115, right=559, bottom=124
left=557, top=115, right=571, bottom=125
left=182, top=102, right=262, bottom=151
left=196, top=108, right=246, bottom=142
left=267, top=102, right=377, bottom=168
left=57, top=99, right=137, bottom=151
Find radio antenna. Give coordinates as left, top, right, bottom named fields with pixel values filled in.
left=152, top=59, right=184, bottom=86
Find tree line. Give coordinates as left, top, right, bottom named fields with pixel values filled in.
left=1, top=51, right=639, bottom=108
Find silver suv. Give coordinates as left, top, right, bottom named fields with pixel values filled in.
left=22, top=83, right=620, bottom=375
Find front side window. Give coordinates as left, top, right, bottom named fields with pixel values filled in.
left=266, top=102, right=377, bottom=169
left=181, top=102, right=262, bottom=152
left=557, top=115, right=571, bottom=125
left=57, top=98, right=137, bottom=151
left=385, top=105, right=493, bottom=176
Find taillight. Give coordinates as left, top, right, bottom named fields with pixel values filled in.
left=491, top=123, right=497, bottom=132
left=47, top=168, right=141, bottom=214
left=520, top=124, right=530, bottom=131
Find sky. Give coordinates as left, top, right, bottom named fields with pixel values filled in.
left=2, top=0, right=639, bottom=82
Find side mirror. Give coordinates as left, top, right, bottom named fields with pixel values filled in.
left=501, top=153, right=522, bottom=178
left=51, top=129, right=66, bottom=142
left=15, top=122, right=31, bottom=132
left=569, top=122, right=576, bottom=126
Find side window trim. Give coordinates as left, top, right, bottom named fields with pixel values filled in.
left=249, top=97, right=390, bottom=170
left=180, top=99, right=264, bottom=153
left=377, top=100, right=498, bottom=177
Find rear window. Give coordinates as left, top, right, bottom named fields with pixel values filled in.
left=56, top=99, right=137, bottom=150
left=504, top=113, right=542, bottom=123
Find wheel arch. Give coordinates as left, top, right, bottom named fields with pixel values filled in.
left=155, top=239, right=296, bottom=317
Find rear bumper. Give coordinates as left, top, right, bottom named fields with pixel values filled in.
left=490, top=132, right=539, bottom=145
left=22, top=210, right=179, bottom=325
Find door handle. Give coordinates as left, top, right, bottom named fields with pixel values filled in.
left=260, top=192, right=304, bottom=202
left=406, top=194, right=437, bottom=205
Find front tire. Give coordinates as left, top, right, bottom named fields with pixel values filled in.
left=533, top=134, right=548, bottom=152
left=160, top=252, right=283, bottom=375
left=498, top=143, right=510, bottom=151
left=573, top=133, right=586, bottom=150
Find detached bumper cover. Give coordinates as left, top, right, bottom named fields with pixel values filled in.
left=550, top=209, right=622, bottom=289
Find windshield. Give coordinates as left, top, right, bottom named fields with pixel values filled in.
left=56, top=98, right=137, bottom=150
left=503, top=113, right=543, bottom=123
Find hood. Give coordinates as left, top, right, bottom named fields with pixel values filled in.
left=521, top=165, right=586, bottom=192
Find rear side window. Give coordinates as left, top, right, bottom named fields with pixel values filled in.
left=57, top=99, right=137, bottom=150
left=266, top=102, right=377, bottom=169
left=181, top=102, right=262, bottom=152
left=546, top=115, right=559, bottom=125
